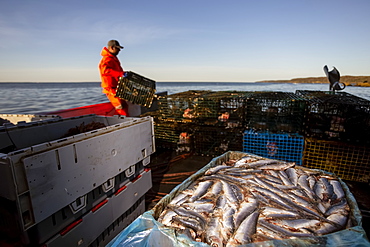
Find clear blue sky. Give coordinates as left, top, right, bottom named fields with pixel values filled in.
left=0, top=0, right=369, bottom=82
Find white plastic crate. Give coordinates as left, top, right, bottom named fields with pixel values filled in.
left=24, top=159, right=149, bottom=245
left=0, top=115, right=155, bottom=231
left=90, top=198, right=146, bottom=247
left=45, top=168, right=151, bottom=247
left=0, top=114, right=61, bottom=152
left=0, top=114, right=60, bottom=125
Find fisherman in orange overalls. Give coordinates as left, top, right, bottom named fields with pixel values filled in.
left=99, top=40, right=128, bottom=116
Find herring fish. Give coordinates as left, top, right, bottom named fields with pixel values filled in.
left=189, top=180, right=213, bottom=202
left=158, top=155, right=351, bottom=246
left=226, top=210, right=259, bottom=246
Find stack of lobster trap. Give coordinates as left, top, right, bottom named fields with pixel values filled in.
left=242, top=91, right=307, bottom=166
left=242, top=90, right=370, bottom=183
left=155, top=90, right=248, bottom=156
left=0, top=114, right=155, bottom=246
left=296, top=90, right=370, bottom=182
left=154, top=89, right=370, bottom=183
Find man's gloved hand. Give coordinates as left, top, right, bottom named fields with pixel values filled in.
left=123, top=72, right=128, bottom=77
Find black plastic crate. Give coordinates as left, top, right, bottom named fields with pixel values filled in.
left=296, top=90, right=370, bottom=144
left=193, top=126, right=244, bottom=157
left=244, top=91, right=306, bottom=133
left=116, top=71, right=156, bottom=107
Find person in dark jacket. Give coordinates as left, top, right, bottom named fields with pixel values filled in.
left=99, top=40, right=128, bottom=115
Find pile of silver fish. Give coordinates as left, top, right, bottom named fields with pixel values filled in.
left=157, top=156, right=351, bottom=246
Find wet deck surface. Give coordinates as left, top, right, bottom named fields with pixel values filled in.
left=146, top=148, right=370, bottom=238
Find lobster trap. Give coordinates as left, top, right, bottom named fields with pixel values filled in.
left=244, top=92, right=307, bottom=133
left=196, top=91, right=248, bottom=127
left=115, top=71, right=156, bottom=108
left=193, top=126, right=244, bottom=157
left=158, top=90, right=248, bottom=127
left=303, top=138, right=370, bottom=182
left=243, top=129, right=304, bottom=165
left=157, top=90, right=213, bottom=122
left=154, top=119, right=195, bottom=153
left=296, top=90, right=370, bottom=144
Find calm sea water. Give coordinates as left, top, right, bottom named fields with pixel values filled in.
left=1, top=82, right=370, bottom=114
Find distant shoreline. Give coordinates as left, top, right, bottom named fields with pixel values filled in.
left=1, top=75, right=369, bottom=87
left=258, top=75, right=370, bottom=87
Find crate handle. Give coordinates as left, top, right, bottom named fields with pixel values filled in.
left=141, top=148, right=147, bottom=158
left=125, top=165, right=136, bottom=178
left=69, top=195, right=87, bottom=214
left=142, top=156, right=150, bottom=166
left=102, top=177, right=115, bottom=192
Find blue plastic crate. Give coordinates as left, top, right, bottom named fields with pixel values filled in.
left=243, top=129, right=304, bottom=165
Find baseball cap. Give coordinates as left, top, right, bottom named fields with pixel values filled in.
left=107, top=40, right=124, bottom=49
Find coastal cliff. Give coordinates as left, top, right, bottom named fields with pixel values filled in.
left=259, top=76, right=370, bottom=87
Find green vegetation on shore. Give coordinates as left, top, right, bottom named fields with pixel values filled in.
left=259, top=76, right=370, bottom=87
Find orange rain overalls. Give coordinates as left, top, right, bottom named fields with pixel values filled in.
left=98, top=47, right=128, bottom=116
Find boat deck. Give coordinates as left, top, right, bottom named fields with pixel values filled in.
left=0, top=147, right=369, bottom=247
